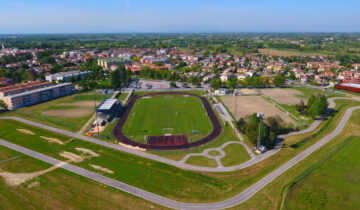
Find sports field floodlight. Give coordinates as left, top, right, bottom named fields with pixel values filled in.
left=257, top=112, right=265, bottom=150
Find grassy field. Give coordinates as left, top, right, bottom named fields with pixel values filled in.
left=122, top=94, right=213, bottom=143
left=0, top=99, right=359, bottom=205
left=232, top=101, right=360, bottom=209
left=118, top=92, right=129, bottom=102
left=221, top=143, right=252, bottom=167
left=0, top=91, right=111, bottom=132
left=0, top=146, right=164, bottom=210
left=284, top=136, right=360, bottom=210
left=186, top=156, right=218, bottom=167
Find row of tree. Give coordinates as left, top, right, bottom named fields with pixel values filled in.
left=211, top=75, right=286, bottom=90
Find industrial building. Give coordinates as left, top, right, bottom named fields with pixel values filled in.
left=335, top=83, right=360, bottom=93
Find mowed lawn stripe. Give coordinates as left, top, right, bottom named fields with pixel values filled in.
left=122, top=95, right=213, bottom=143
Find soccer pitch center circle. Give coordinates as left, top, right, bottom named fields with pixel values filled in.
left=112, top=92, right=222, bottom=150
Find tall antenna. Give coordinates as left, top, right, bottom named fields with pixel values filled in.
left=233, top=91, right=237, bottom=134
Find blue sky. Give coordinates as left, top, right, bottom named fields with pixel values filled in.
left=1, top=0, right=360, bottom=33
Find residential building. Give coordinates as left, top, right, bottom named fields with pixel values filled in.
left=45, top=70, right=90, bottom=82
left=3, top=83, right=73, bottom=110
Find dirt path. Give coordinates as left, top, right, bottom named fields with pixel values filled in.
left=0, top=162, right=67, bottom=186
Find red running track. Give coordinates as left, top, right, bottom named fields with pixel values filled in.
left=112, top=92, right=222, bottom=150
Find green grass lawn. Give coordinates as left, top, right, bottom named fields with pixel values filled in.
left=0, top=99, right=358, bottom=205
left=186, top=156, right=218, bottom=167
left=284, top=136, right=360, bottom=210
left=0, top=146, right=163, bottom=210
left=122, top=94, right=213, bottom=143
left=118, top=92, right=129, bottom=102
left=221, top=143, right=251, bottom=167
left=0, top=91, right=111, bottom=132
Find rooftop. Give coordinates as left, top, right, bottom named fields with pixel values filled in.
left=4, top=83, right=72, bottom=99
left=98, top=99, right=118, bottom=111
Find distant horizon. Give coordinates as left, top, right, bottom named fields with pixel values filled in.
left=1, top=0, right=360, bottom=34
left=1, top=31, right=360, bottom=36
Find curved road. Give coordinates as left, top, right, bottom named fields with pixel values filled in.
left=0, top=97, right=359, bottom=209
left=0, top=97, right=355, bottom=173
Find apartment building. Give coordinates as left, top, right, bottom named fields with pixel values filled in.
left=45, top=70, right=90, bottom=82
left=2, top=83, right=73, bottom=110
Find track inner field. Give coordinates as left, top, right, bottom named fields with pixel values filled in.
left=122, top=95, right=213, bottom=143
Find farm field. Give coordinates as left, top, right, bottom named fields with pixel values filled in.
left=259, top=88, right=307, bottom=105
left=0, top=98, right=359, bottom=205
left=0, top=146, right=162, bottom=210
left=0, top=91, right=111, bottom=132
left=122, top=94, right=213, bottom=143
left=284, top=136, right=360, bottom=210
left=258, top=48, right=335, bottom=57
left=221, top=95, right=295, bottom=124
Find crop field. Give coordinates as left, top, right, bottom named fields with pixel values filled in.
left=221, top=95, right=295, bottom=124
left=258, top=48, right=335, bottom=57
left=122, top=94, right=213, bottom=143
left=1, top=92, right=111, bottom=132
left=284, top=136, right=360, bottom=210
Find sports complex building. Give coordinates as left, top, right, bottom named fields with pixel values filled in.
left=335, top=83, right=360, bottom=93
left=1, top=82, right=73, bottom=110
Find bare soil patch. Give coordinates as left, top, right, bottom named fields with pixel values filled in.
left=58, top=101, right=97, bottom=107
left=221, top=95, right=295, bottom=124
left=42, top=108, right=92, bottom=118
left=90, top=164, right=114, bottom=174
left=260, top=88, right=307, bottom=105
left=59, top=152, right=84, bottom=163
left=75, top=148, right=99, bottom=157
left=239, top=89, right=258, bottom=95
left=0, top=162, right=66, bottom=186
left=16, top=129, right=35, bottom=135
left=40, top=136, right=64, bottom=145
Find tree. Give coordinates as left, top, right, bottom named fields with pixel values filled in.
left=266, top=115, right=284, bottom=133
left=211, top=78, right=222, bottom=89
left=274, top=75, right=285, bottom=87
left=170, top=81, right=177, bottom=88
left=289, top=72, right=296, bottom=80
left=110, top=69, right=121, bottom=89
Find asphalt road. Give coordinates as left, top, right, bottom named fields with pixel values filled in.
left=1, top=97, right=359, bottom=209
left=0, top=97, right=352, bottom=172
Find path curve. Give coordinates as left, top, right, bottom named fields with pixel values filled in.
left=0, top=97, right=357, bottom=173
left=0, top=97, right=359, bottom=209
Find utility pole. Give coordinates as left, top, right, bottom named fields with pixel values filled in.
left=257, top=113, right=265, bottom=150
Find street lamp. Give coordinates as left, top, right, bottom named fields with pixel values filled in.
left=257, top=112, right=265, bottom=151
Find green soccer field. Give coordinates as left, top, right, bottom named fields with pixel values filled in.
left=122, top=94, right=213, bottom=143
